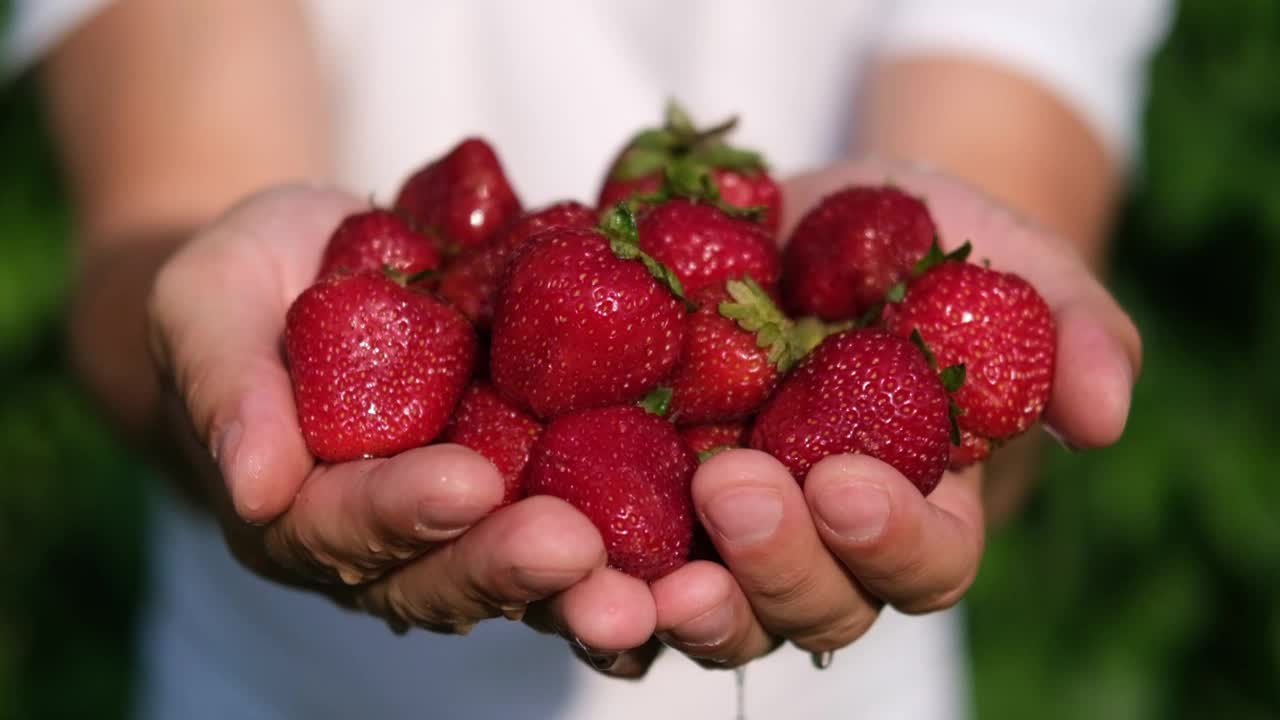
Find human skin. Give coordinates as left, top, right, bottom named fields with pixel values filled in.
left=43, top=0, right=1139, bottom=677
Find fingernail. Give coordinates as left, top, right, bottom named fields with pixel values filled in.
left=415, top=498, right=490, bottom=536
left=215, top=420, right=267, bottom=520
left=813, top=480, right=890, bottom=543
left=213, top=420, right=243, bottom=479
left=500, top=603, right=527, bottom=622
left=1042, top=424, right=1080, bottom=453
left=703, top=488, right=784, bottom=548
left=660, top=602, right=734, bottom=649
left=572, top=637, right=619, bottom=671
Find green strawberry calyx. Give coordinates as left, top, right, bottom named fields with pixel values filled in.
left=718, top=276, right=815, bottom=373
left=882, top=238, right=974, bottom=308
left=909, top=329, right=967, bottom=446
left=697, top=445, right=734, bottom=463
left=610, top=100, right=766, bottom=182
left=383, top=265, right=437, bottom=288
left=638, top=386, right=674, bottom=417
left=600, top=204, right=697, bottom=310
left=856, top=238, right=975, bottom=327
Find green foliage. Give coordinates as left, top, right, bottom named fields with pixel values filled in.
left=0, top=75, right=146, bottom=720
left=969, top=2, right=1280, bottom=717
left=0, top=1, right=1276, bottom=718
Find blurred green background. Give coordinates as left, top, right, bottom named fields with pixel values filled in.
left=1, top=1, right=1278, bottom=718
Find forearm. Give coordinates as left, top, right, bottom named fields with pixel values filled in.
left=854, top=55, right=1120, bottom=266
left=67, top=236, right=180, bottom=437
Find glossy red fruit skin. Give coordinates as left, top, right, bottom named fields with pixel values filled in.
left=525, top=406, right=696, bottom=581
left=316, top=209, right=441, bottom=281
left=285, top=272, right=475, bottom=463
left=393, top=137, right=522, bottom=252
left=637, top=199, right=781, bottom=296
left=597, top=169, right=782, bottom=235
left=750, top=328, right=951, bottom=494
left=950, top=429, right=992, bottom=469
left=711, top=168, right=783, bottom=235
left=680, top=422, right=748, bottom=457
left=669, top=289, right=779, bottom=425
left=489, top=227, right=687, bottom=419
left=782, top=186, right=936, bottom=321
left=438, top=202, right=596, bottom=330
left=442, top=383, right=543, bottom=506
left=884, top=261, right=1055, bottom=466
left=596, top=173, right=663, bottom=214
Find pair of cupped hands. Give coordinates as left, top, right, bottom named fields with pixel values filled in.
left=147, top=158, right=1140, bottom=677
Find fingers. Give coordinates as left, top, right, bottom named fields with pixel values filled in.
left=805, top=454, right=985, bottom=614
left=1042, top=294, right=1141, bottom=448
left=148, top=186, right=365, bottom=522
left=546, top=567, right=657, bottom=654
left=652, top=560, right=777, bottom=668
left=261, top=444, right=505, bottom=584
left=691, top=449, right=880, bottom=653
left=357, top=495, right=606, bottom=634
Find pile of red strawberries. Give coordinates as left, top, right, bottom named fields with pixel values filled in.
left=285, top=104, right=1056, bottom=582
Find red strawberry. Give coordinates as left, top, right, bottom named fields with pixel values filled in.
left=489, top=209, right=688, bottom=419
left=597, top=102, right=782, bottom=232
left=442, top=383, right=543, bottom=506
left=783, top=185, right=936, bottom=321
left=884, top=257, right=1055, bottom=468
left=711, top=167, right=782, bottom=233
left=285, top=271, right=475, bottom=463
left=668, top=280, right=798, bottom=425
left=438, top=201, right=596, bottom=330
left=316, top=209, right=441, bottom=281
left=681, top=422, right=748, bottom=459
left=525, top=405, right=696, bottom=581
left=750, top=328, right=952, bottom=494
left=636, top=198, right=781, bottom=296
left=394, top=137, right=522, bottom=253
left=949, top=430, right=993, bottom=469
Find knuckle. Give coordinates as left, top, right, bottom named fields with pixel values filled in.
left=898, top=567, right=978, bottom=615
left=748, top=565, right=822, bottom=610
left=789, top=606, right=878, bottom=653
left=378, top=576, right=481, bottom=635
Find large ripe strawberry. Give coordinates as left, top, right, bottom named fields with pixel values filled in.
left=782, top=185, right=936, bottom=321
left=884, top=252, right=1055, bottom=468
left=394, top=137, right=522, bottom=253
left=597, top=102, right=782, bottom=233
left=489, top=207, right=689, bottom=419
left=316, top=209, right=441, bottom=281
left=437, top=201, right=596, bottom=330
left=442, top=383, right=543, bottom=506
left=525, top=405, right=696, bottom=581
left=750, top=328, right=954, bottom=494
left=636, top=198, right=781, bottom=296
left=285, top=271, right=475, bottom=463
left=667, top=280, right=800, bottom=425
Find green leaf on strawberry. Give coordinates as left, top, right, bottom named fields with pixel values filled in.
left=600, top=203, right=696, bottom=309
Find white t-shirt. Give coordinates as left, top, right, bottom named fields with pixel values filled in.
left=6, top=2, right=1172, bottom=718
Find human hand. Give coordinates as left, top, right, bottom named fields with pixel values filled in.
left=146, top=185, right=608, bottom=632
left=566, top=157, right=1141, bottom=674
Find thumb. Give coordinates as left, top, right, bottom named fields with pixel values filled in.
left=148, top=185, right=365, bottom=523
